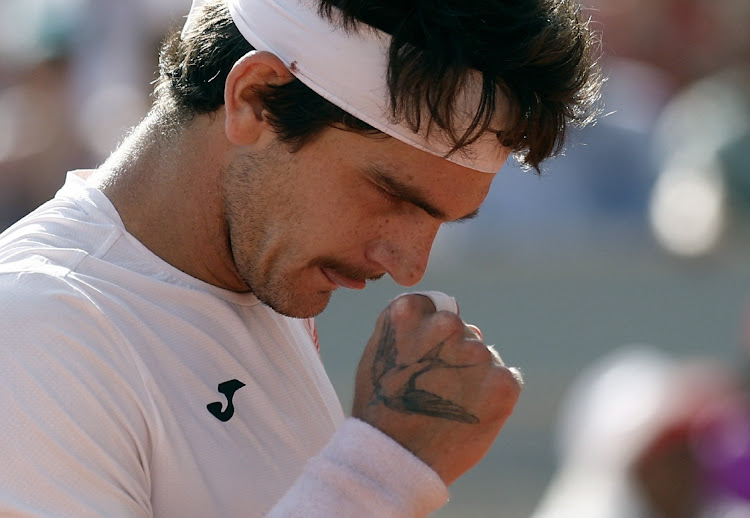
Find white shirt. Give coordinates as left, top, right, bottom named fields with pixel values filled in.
left=0, top=171, right=448, bottom=517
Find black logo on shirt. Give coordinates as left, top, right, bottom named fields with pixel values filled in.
left=207, top=379, right=246, bottom=422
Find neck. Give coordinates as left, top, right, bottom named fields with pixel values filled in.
left=90, top=107, right=249, bottom=291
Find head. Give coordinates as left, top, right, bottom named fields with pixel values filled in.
left=155, top=0, right=601, bottom=171
left=149, top=0, right=601, bottom=317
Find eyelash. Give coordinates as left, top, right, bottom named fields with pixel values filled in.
left=375, top=184, right=400, bottom=206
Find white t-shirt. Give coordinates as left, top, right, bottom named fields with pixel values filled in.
left=0, top=171, right=448, bottom=517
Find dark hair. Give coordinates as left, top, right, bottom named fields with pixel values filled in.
left=154, top=0, right=601, bottom=171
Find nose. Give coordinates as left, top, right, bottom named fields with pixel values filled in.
left=366, top=220, right=440, bottom=287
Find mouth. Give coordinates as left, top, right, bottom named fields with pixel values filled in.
left=320, top=267, right=368, bottom=290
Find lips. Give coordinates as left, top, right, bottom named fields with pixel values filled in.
left=321, top=267, right=367, bottom=290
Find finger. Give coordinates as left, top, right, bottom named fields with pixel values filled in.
left=463, top=323, right=482, bottom=340
left=392, top=291, right=458, bottom=315
left=386, top=293, right=457, bottom=336
left=486, top=344, right=504, bottom=364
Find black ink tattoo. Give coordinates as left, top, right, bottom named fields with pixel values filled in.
left=369, top=310, right=480, bottom=424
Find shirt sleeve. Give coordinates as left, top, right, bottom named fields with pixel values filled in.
left=0, top=272, right=154, bottom=518
left=268, top=418, right=450, bottom=517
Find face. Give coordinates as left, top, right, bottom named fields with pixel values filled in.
left=221, top=128, right=502, bottom=318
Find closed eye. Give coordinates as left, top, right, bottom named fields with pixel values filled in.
left=375, top=184, right=402, bottom=207
left=364, top=163, right=481, bottom=223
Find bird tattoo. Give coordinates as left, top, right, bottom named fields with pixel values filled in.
left=369, top=310, right=480, bottom=424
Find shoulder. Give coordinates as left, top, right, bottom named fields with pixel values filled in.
left=0, top=268, right=108, bottom=331
left=0, top=268, right=148, bottom=397
left=0, top=272, right=154, bottom=516
left=0, top=266, right=154, bottom=437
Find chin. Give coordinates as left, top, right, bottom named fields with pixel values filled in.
left=258, top=290, right=333, bottom=319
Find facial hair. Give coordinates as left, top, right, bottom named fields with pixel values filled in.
left=220, top=148, right=382, bottom=318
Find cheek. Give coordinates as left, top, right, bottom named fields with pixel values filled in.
left=286, top=201, right=365, bottom=258
left=399, top=218, right=441, bottom=252
left=309, top=189, right=381, bottom=239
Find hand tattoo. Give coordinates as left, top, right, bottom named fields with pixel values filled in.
left=369, top=309, right=480, bottom=424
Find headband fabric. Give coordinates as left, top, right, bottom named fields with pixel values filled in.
left=182, top=0, right=507, bottom=173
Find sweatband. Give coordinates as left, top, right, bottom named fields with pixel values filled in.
left=268, top=418, right=449, bottom=517
left=182, top=0, right=508, bottom=173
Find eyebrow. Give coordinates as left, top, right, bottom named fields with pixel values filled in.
left=366, top=164, right=480, bottom=223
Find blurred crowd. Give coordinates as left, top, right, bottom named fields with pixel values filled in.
left=434, top=0, right=750, bottom=262
left=0, top=0, right=191, bottom=229
left=532, top=343, right=750, bottom=518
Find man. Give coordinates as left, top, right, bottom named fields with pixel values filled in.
left=0, top=0, right=600, bottom=515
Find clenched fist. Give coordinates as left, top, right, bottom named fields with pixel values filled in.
left=352, top=292, right=523, bottom=486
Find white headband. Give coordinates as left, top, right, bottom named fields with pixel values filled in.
left=182, top=0, right=507, bottom=173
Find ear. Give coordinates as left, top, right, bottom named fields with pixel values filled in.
left=224, top=50, right=294, bottom=147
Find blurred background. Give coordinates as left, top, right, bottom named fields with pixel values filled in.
left=1, top=0, right=749, bottom=516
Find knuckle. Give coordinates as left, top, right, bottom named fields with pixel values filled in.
left=462, top=341, right=495, bottom=363
left=431, top=310, right=464, bottom=335
left=486, top=344, right=504, bottom=364
left=389, top=293, right=429, bottom=318
left=496, top=366, right=524, bottom=399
